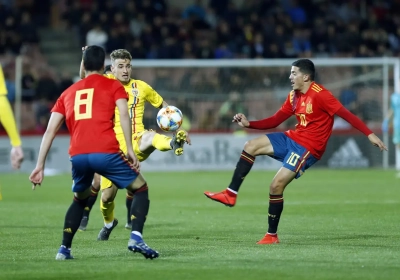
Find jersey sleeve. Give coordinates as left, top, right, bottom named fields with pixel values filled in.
left=141, top=81, right=163, bottom=108
left=112, top=81, right=129, bottom=102
left=0, top=65, right=8, bottom=96
left=319, top=90, right=343, bottom=116
left=51, top=94, right=66, bottom=115
left=280, top=91, right=295, bottom=115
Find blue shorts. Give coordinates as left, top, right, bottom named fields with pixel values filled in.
left=267, top=132, right=318, bottom=179
left=70, top=152, right=138, bottom=193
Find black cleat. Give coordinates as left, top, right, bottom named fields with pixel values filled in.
left=97, top=219, right=118, bottom=241
left=78, top=216, right=89, bottom=231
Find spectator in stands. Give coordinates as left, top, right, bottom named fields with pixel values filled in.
left=86, top=24, right=108, bottom=49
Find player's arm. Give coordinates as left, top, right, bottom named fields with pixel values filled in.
left=335, top=106, right=386, bottom=150
left=0, top=95, right=22, bottom=147
left=35, top=112, right=64, bottom=169
left=141, top=81, right=164, bottom=109
left=234, top=92, right=293, bottom=129
left=0, top=65, right=24, bottom=169
left=29, top=112, right=64, bottom=189
left=233, top=110, right=292, bottom=129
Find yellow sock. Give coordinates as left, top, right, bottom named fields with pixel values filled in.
left=100, top=199, right=115, bottom=224
left=0, top=184, right=2, bottom=201
left=152, top=133, right=172, bottom=151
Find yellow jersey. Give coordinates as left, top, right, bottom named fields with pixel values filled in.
left=104, top=74, right=163, bottom=135
left=0, top=64, right=21, bottom=146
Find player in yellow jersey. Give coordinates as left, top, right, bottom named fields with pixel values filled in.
left=0, top=64, right=24, bottom=200
left=77, top=49, right=191, bottom=237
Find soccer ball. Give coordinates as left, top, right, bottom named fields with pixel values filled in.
left=156, top=105, right=183, bottom=132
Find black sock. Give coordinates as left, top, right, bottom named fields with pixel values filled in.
left=130, top=184, right=149, bottom=234
left=267, top=194, right=284, bottom=234
left=82, top=186, right=99, bottom=218
left=227, top=150, right=255, bottom=193
left=126, top=191, right=134, bottom=224
left=62, top=196, right=89, bottom=248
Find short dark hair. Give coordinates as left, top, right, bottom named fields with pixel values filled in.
left=83, top=46, right=105, bottom=72
left=292, top=59, right=315, bottom=81
left=104, top=65, right=112, bottom=73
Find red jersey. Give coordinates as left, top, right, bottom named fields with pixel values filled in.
left=51, top=74, right=128, bottom=156
left=280, top=82, right=342, bottom=159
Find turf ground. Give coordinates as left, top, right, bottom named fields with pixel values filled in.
left=0, top=169, right=399, bottom=280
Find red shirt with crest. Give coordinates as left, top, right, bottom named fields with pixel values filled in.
left=280, top=82, right=342, bottom=159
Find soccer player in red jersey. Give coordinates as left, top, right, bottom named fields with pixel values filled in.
left=204, top=59, right=387, bottom=244
left=29, top=46, right=158, bottom=260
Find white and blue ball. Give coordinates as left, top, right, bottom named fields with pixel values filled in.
left=156, top=105, right=183, bottom=132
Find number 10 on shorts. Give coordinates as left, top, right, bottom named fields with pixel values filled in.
left=286, top=152, right=300, bottom=166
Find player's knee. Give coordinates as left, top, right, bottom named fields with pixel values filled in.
left=243, top=139, right=263, bottom=155
left=140, top=131, right=156, bottom=149
left=101, top=189, right=115, bottom=203
left=269, top=180, right=285, bottom=195
left=92, top=176, right=101, bottom=190
left=143, top=131, right=156, bottom=144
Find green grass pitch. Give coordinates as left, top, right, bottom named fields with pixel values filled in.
left=0, top=169, right=399, bottom=280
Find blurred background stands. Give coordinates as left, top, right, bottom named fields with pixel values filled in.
left=1, top=0, right=399, bottom=133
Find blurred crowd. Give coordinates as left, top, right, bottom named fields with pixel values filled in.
left=65, top=0, right=400, bottom=59
left=1, top=0, right=398, bottom=133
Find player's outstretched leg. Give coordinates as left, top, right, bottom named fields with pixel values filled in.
left=125, top=190, right=133, bottom=229
left=204, top=150, right=255, bottom=207
left=97, top=185, right=119, bottom=241
left=141, top=130, right=188, bottom=156
left=56, top=194, right=89, bottom=260
left=205, top=135, right=273, bottom=207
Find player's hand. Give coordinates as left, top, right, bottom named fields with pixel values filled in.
left=10, top=146, right=24, bottom=170
left=29, top=167, right=44, bottom=190
left=232, top=113, right=249, bottom=128
left=127, top=150, right=140, bottom=172
left=368, top=133, right=388, bottom=151
left=382, top=119, right=389, bottom=133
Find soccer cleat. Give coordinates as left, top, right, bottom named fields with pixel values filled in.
left=78, top=216, right=89, bottom=231
left=55, top=246, right=74, bottom=260
left=97, top=219, right=118, bottom=241
left=171, top=130, right=187, bottom=156
left=256, top=233, right=280, bottom=245
left=125, top=222, right=132, bottom=230
left=128, top=236, right=159, bottom=260
left=204, top=189, right=237, bottom=207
